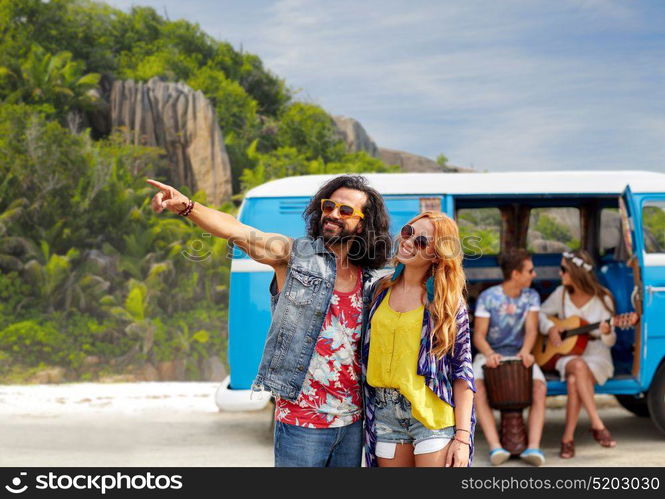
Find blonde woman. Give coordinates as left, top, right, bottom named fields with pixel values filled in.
left=540, top=250, right=636, bottom=459
left=361, top=212, right=476, bottom=467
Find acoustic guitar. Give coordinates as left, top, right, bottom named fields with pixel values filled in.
left=533, top=313, right=638, bottom=371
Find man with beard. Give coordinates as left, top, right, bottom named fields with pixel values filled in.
left=146, top=175, right=391, bottom=467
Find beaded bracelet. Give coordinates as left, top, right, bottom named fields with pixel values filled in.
left=178, top=199, right=195, bottom=217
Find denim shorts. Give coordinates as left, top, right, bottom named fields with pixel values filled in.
left=373, top=387, right=455, bottom=446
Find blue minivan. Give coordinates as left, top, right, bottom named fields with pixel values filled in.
left=215, top=171, right=665, bottom=434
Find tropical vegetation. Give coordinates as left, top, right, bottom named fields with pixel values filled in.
left=0, top=0, right=398, bottom=382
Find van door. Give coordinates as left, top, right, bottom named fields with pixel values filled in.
left=619, top=185, right=645, bottom=383
left=635, top=192, right=665, bottom=389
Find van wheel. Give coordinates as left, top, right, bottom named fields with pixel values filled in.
left=647, top=362, right=665, bottom=435
left=615, top=394, right=650, bottom=417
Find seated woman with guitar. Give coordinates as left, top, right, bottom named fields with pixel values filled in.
left=538, top=250, right=637, bottom=459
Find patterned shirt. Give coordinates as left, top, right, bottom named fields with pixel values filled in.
left=475, top=285, right=541, bottom=356
left=275, top=268, right=363, bottom=428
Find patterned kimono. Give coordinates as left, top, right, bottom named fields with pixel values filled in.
left=361, top=285, right=476, bottom=467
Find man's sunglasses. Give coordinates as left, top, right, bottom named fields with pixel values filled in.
left=320, top=199, right=364, bottom=219
left=400, top=224, right=432, bottom=250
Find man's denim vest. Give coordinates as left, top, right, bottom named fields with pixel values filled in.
left=252, top=236, right=376, bottom=401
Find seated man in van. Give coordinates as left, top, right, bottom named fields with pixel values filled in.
left=472, top=248, right=547, bottom=466
left=146, top=175, right=391, bottom=467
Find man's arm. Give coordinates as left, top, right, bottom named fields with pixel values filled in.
left=146, top=179, right=292, bottom=267
left=517, top=310, right=539, bottom=368
left=188, top=203, right=292, bottom=267
left=472, top=316, right=494, bottom=357
left=473, top=316, right=502, bottom=368
left=538, top=285, right=562, bottom=334
left=521, top=310, right=539, bottom=353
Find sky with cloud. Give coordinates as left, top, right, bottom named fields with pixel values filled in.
left=107, top=0, right=665, bottom=172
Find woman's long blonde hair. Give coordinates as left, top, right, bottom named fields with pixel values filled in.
left=373, top=211, right=466, bottom=358
left=563, top=249, right=615, bottom=314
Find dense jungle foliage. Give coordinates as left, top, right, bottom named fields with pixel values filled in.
left=0, top=0, right=397, bottom=381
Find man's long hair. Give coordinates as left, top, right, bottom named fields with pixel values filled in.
left=303, top=175, right=391, bottom=270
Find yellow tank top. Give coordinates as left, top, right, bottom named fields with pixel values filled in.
left=366, top=288, right=455, bottom=430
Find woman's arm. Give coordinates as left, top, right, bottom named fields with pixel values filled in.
left=598, top=295, right=617, bottom=347
left=444, top=305, right=476, bottom=467
left=447, top=378, right=474, bottom=467
left=539, top=285, right=563, bottom=334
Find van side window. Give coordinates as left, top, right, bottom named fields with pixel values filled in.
left=527, top=207, right=581, bottom=253
left=457, top=208, right=501, bottom=256
left=642, top=201, right=665, bottom=253
left=600, top=208, right=621, bottom=257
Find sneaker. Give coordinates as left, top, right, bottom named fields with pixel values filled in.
left=520, top=448, right=545, bottom=466
left=489, top=447, right=511, bottom=465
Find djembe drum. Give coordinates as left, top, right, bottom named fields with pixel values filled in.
left=482, top=358, right=533, bottom=456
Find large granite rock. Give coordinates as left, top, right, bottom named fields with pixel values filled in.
left=332, top=115, right=379, bottom=157
left=601, top=209, right=621, bottom=251
left=109, top=77, right=232, bottom=205
left=528, top=239, right=571, bottom=254
left=378, top=147, right=473, bottom=173
left=331, top=114, right=473, bottom=173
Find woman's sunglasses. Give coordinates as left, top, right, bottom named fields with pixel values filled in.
left=400, top=224, right=431, bottom=250
left=320, top=199, right=364, bottom=219
left=560, top=265, right=568, bottom=274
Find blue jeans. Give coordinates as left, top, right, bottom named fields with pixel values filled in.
left=274, top=420, right=363, bottom=467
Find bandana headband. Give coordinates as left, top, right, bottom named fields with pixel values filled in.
left=563, top=251, right=593, bottom=271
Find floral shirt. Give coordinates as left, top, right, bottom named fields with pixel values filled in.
left=475, top=285, right=541, bottom=356
left=275, top=268, right=363, bottom=428
left=361, top=284, right=477, bottom=467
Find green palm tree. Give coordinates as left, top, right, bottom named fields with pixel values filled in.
left=1, top=44, right=101, bottom=113
left=0, top=197, right=34, bottom=273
